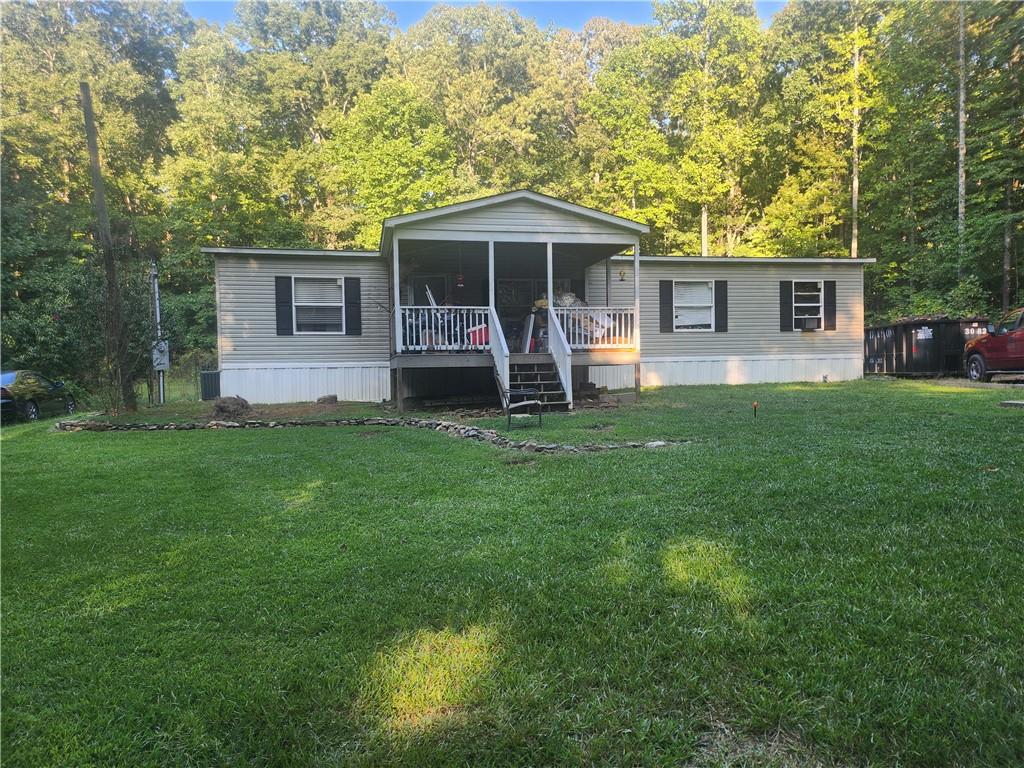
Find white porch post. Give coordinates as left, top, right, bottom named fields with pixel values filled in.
left=488, top=240, right=495, bottom=309
left=546, top=242, right=554, bottom=308
left=633, top=236, right=641, bottom=397
left=393, top=238, right=402, bottom=354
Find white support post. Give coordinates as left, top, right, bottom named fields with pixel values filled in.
left=633, top=237, right=641, bottom=353
left=488, top=240, right=495, bottom=309
left=633, top=237, right=641, bottom=398
left=546, top=242, right=554, bottom=309
left=393, top=238, right=402, bottom=355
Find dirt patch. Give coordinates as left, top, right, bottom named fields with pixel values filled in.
left=693, top=719, right=845, bottom=768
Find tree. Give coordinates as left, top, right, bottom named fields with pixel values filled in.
left=657, top=0, right=766, bottom=256
left=1, top=1, right=191, bottom=397
left=314, top=78, right=464, bottom=248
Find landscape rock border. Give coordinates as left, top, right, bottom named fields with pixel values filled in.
left=55, top=417, right=687, bottom=454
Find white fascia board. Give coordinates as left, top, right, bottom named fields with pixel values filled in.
left=202, top=247, right=381, bottom=258
left=610, top=255, right=876, bottom=264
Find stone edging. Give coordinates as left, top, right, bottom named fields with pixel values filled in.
left=55, top=417, right=686, bottom=454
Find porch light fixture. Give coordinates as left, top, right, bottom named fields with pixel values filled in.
left=456, top=246, right=465, bottom=289
left=619, top=269, right=627, bottom=281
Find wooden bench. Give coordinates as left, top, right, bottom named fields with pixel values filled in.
left=494, top=372, right=542, bottom=429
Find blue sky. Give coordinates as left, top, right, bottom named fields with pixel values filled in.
left=183, top=1, right=786, bottom=32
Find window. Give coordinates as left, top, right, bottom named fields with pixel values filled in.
left=673, top=280, right=714, bottom=331
left=793, top=280, right=823, bottom=330
left=997, top=308, right=1024, bottom=333
left=293, top=276, right=345, bottom=333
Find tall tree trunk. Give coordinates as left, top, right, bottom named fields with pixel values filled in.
left=700, top=206, right=709, bottom=258
left=957, top=2, right=967, bottom=279
left=1005, top=180, right=1014, bottom=312
left=80, top=81, right=136, bottom=412
left=851, top=6, right=860, bottom=260
left=700, top=21, right=710, bottom=259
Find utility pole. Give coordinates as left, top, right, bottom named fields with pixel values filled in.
left=80, top=81, right=136, bottom=411
left=851, top=3, right=860, bottom=260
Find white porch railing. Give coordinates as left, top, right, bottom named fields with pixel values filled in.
left=552, top=306, right=636, bottom=350
left=399, top=306, right=490, bottom=352
left=548, top=309, right=573, bottom=409
left=488, top=306, right=510, bottom=394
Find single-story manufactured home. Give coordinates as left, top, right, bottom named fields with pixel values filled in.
left=204, top=190, right=870, bottom=408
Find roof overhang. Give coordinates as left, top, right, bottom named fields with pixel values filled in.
left=611, top=255, right=875, bottom=264
left=201, top=247, right=380, bottom=258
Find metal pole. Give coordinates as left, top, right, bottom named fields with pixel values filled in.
left=151, top=254, right=165, bottom=405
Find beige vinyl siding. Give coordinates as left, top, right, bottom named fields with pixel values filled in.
left=396, top=199, right=637, bottom=241
left=587, top=259, right=864, bottom=357
left=216, top=254, right=390, bottom=367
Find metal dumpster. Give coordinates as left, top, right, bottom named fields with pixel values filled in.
left=864, top=317, right=988, bottom=376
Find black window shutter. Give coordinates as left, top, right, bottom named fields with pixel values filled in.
left=275, top=276, right=293, bottom=335
left=714, top=280, right=728, bottom=332
left=823, top=280, right=837, bottom=331
left=571, top=279, right=586, bottom=301
left=659, top=280, right=674, bottom=332
left=344, top=277, right=362, bottom=336
left=779, top=281, right=793, bottom=332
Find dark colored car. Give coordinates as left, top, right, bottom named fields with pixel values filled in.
left=0, top=370, right=77, bottom=421
left=964, top=307, right=1024, bottom=381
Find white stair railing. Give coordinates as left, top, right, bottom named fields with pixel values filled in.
left=552, top=306, right=636, bottom=350
left=488, top=306, right=510, bottom=396
left=399, top=306, right=490, bottom=352
left=547, top=309, right=573, bottom=409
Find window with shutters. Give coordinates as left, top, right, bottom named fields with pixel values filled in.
left=673, top=280, right=714, bottom=331
left=793, top=280, right=823, bottom=331
left=293, top=276, right=345, bottom=333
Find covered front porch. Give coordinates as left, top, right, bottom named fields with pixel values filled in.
left=380, top=192, right=647, bottom=410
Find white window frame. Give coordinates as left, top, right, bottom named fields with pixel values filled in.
left=672, top=279, right=715, bottom=333
left=792, top=278, right=823, bottom=332
left=292, top=275, right=346, bottom=335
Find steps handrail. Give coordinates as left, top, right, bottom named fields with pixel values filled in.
left=547, top=308, right=574, bottom=409
left=488, top=306, right=510, bottom=396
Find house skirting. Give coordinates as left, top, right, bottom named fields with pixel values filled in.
left=587, top=354, right=863, bottom=390
left=220, top=363, right=391, bottom=404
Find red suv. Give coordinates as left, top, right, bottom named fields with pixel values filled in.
left=964, top=306, right=1024, bottom=381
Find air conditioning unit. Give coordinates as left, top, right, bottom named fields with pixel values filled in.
left=795, top=317, right=821, bottom=331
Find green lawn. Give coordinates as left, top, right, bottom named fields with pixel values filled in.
left=2, top=379, right=1022, bottom=767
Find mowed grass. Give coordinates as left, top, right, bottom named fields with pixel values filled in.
left=2, top=379, right=1022, bottom=767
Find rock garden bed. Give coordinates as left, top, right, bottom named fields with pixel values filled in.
left=55, top=416, right=685, bottom=454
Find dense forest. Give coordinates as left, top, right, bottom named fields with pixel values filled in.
left=2, top=0, right=1021, bottom=396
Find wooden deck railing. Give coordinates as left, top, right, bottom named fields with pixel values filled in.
left=552, top=306, right=636, bottom=350
left=399, top=306, right=491, bottom=352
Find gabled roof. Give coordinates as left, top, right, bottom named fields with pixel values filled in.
left=381, top=190, right=650, bottom=235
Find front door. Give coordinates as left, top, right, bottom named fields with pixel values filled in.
left=1005, top=309, right=1024, bottom=367
left=988, top=308, right=1023, bottom=368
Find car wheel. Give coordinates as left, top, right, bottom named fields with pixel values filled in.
left=23, top=400, right=40, bottom=421
left=966, top=354, right=991, bottom=383
left=65, top=396, right=77, bottom=415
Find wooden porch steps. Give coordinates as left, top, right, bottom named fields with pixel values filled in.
left=509, top=355, right=569, bottom=411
